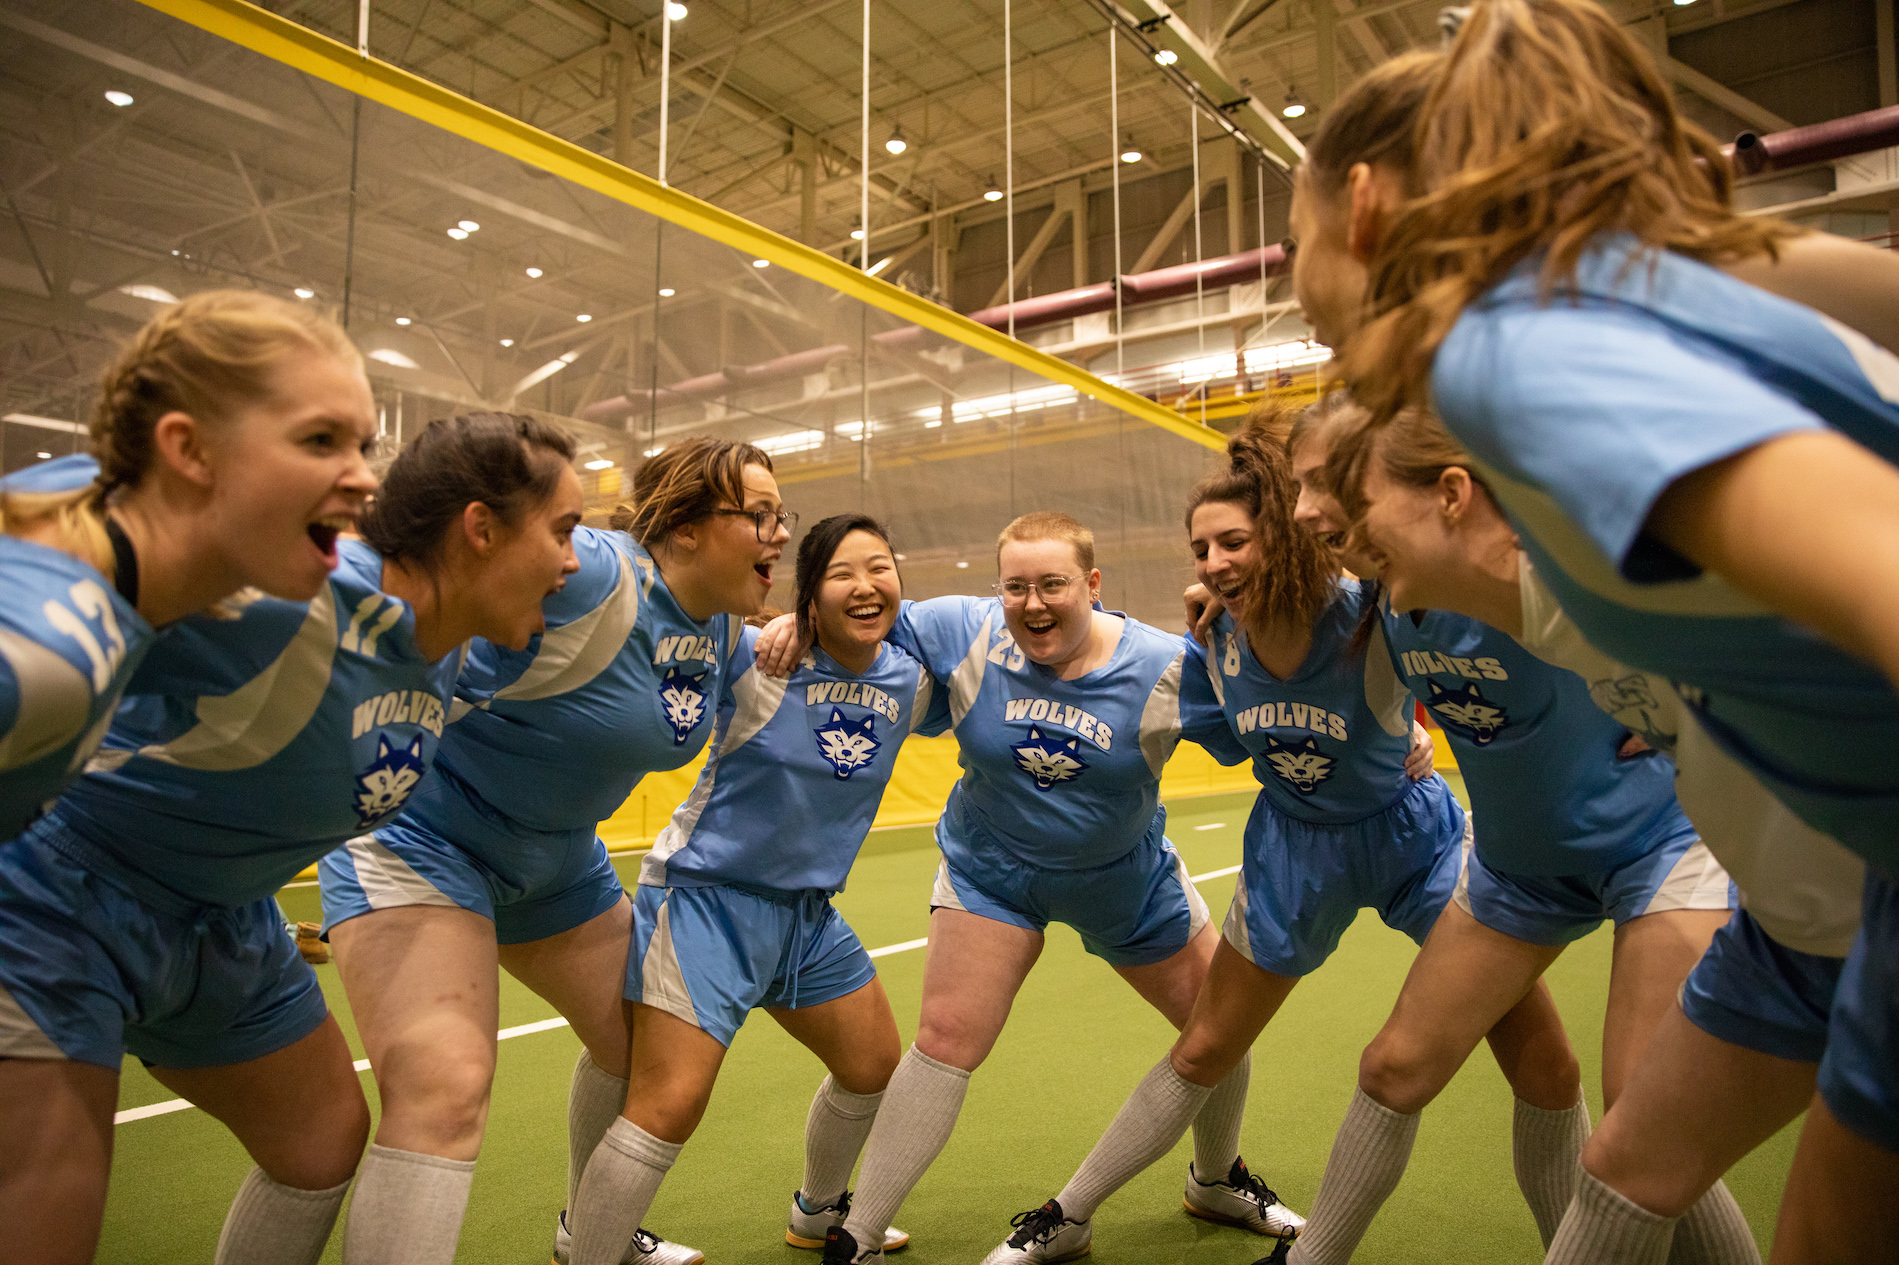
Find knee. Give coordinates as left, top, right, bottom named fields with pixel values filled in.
left=1504, top=1043, right=1582, bottom=1112
left=1579, top=1121, right=1702, bottom=1219
left=1357, top=1030, right=1450, bottom=1116
left=269, top=1088, right=372, bottom=1190
left=913, top=1015, right=988, bottom=1073
left=378, top=1051, right=495, bottom=1151
left=834, top=1039, right=901, bottom=1097
left=1169, top=1031, right=1241, bottom=1089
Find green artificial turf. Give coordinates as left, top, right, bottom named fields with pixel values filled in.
left=99, top=786, right=1799, bottom=1263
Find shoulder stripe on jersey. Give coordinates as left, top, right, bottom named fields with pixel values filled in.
left=102, top=584, right=340, bottom=773
left=1205, top=634, right=1226, bottom=706
left=947, top=612, right=992, bottom=727
left=1473, top=457, right=1769, bottom=619
left=0, top=980, right=63, bottom=1059
left=345, top=834, right=461, bottom=911
left=912, top=665, right=935, bottom=734
left=723, top=666, right=788, bottom=754
left=0, top=626, right=92, bottom=771
left=1138, top=650, right=1185, bottom=777
left=1362, top=620, right=1414, bottom=738
left=494, top=549, right=639, bottom=703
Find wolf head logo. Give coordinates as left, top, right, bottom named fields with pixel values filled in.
left=1011, top=724, right=1089, bottom=791
left=813, top=707, right=881, bottom=779
left=1263, top=733, right=1335, bottom=793
left=658, top=666, right=709, bottom=745
left=354, top=732, right=427, bottom=827
left=1426, top=679, right=1510, bottom=745
left=1590, top=674, right=1671, bottom=751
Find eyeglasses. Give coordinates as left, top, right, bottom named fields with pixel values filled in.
left=994, top=574, right=1085, bottom=604
left=712, top=507, right=799, bottom=542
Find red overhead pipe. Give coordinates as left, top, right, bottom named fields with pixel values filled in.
left=1726, top=104, right=1899, bottom=176
left=582, top=244, right=1291, bottom=423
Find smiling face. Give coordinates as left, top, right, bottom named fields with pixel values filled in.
left=811, top=529, right=901, bottom=666
left=1288, top=427, right=1378, bottom=575
left=205, top=349, right=379, bottom=600
left=1288, top=170, right=1374, bottom=352
left=1188, top=500, right=1262, bottom=622
left=465, top=461, right=585, bottom=651
left=689, top=462, right=789, bottom=617
left=997, top=537, right=1100, bottom=666
left=1356, top=443, right=1467, bottom=612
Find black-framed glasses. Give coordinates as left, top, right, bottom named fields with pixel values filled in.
left=994, top=574, right=1084, bottom=604
left=711, top=507, right=799, bottom=542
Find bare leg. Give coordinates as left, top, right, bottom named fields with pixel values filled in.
left=768, top=976, right=903, bottom=1096
left=1602, top=911, right=1731, bottom=1108
left=0, top=1058, right=117, bottom=1265
left=497, top=895, right=635, bottom=1081
left=1771, top=1094, right=1899, bottom=1265
left=912, top=907, right=1044, bottom=1072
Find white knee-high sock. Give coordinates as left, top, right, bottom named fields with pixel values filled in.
left=1513, top=1095, right=1592, bottom=1249
left=1191, top=1051, right=1250, bottom=1182
left=1546, top=1168, right=1677, bottom=1265
left=570, top=1118, right=681, bottom=1265
left=342, top=1144, right=476, bottom=1265
left=215, top=1167, right=350, bottom=1265
left=838, top=1047, right=970, bottom=1249
left=1668, top=1181, right=1760, bottom=1265
left=567, top=1051, right=630, bottom=1214
left=802, top=1076, right=884, bottom=1207
left=1286, top=1088, right=1419, bottom=1265
left=1056, top=1057, right=1214, bottom=1222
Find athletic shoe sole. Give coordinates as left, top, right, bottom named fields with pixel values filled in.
left=786, top=1228, right=911, bottom=1252
left=1182, top=1196, right=1299, bottom=1239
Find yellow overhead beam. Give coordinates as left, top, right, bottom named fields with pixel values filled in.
left=138, top=0, right=1228, bottom=454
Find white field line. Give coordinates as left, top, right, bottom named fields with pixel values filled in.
left=115, top=863, right=1240, bottom=1125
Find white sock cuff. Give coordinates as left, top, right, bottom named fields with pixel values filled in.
left=576, top=1050, right=631, bottom=1093
left=1352, top=1086, right=1420, bottom=1129
left=905, top=1045, right=972, bottom=1082
left=817, top=1075, right=885, bottom=1118
left=1157, top=1056, right=1214, bottom=1103
left=252, top=1168, right=353, bottom=1202
left=1578, top=1167, right=1671, bottom=1227
left=603, top=1116, right=683, bottom=1170
left=365, top=1143, right=476, bottom=1175
left=1515, top=1094, right=1589, bottom=1127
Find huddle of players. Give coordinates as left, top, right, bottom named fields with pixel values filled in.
left=4, top=2, right=1899, bottom=1263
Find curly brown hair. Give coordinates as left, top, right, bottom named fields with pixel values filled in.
left=609, top=437, right=773, bottom=548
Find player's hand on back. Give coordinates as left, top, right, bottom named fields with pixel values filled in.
left=1184, top=583, right=1224, bottom=647
left=1406, top=722, right=1435, bottom=780
left=754, top=612, right=808, bottom=678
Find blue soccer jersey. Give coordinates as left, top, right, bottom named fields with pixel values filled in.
left=1180, top=582, right=1416, bottom=824
left=892, top=596, right=1187, bottom=872
left=1383, top=599, right=1690, bottom=875
left=1434, top=235, right=1899, bottom=874
left=393, top=526, right=737, bottom=877
left=642, top=627, right=948, bottom=893
left=40, top=538, right=457, bottom=909
left=0, top=457, right=152, bottom=842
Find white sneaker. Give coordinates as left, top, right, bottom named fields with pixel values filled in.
left=786, top=1190, right=910, bottom=1252
left=977, top=1199, right=1092, bottom=1264
left=1182, top=1158, right=1306, bottom=1239
left=552, top=1210, right=706, bottom=1265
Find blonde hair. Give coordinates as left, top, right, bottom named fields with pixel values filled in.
left=2, top=290, right=359, bottom=576
left=1185, top=399, right=1339, bottom=646
left=997, top=511, right=1095, bottom=573
left=1313, top=0, right=1799, bottom=424
left=609, top=436, right=773, bottom=547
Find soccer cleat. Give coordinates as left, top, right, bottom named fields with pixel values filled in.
left=1249, top=1241, right=1293, bottom=1265
left=295, top=921, right=329, bottom=964
left=551, top=1210, right=705, bottom=1265
left=786, top=1190, right=909, bottom=1252
left=1183, top=1157, right=1306, bottom=1239
left=977, top=1199, right=1093, bottom=1265
left=821, top=1224, right=883, bottom=1265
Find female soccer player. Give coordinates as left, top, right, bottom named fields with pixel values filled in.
left=562, top=514, right=945, bottom=1265
left=0, top=406, right=583, bottom=1265
left=1293, top=3, right=1899, bottom=1259
left=1269, top=397, right=1750, bottom=1265
left=976, top=417, right=1571, bottom=1265
left=755, top=510, right=1357, bottom=1265
left=319, top=437, right=788, bottom=1265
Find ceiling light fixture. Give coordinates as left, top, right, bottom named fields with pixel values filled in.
left=500, top=338, right=514, bottom=347
left=585, top=457, right=615, bottom=470
left=658, top=287, right=675, bottom=297
left=395, top=316, right=411, bottom=325
left=104, top=90, right=134, bottom=107
left=752, top=258, right=770, bottom=268
left=525, top=266, right=543, bottom=278
left=37, top=452, right=52, bottom=459
left=576, top=313, right=592, bottom=322
left=446, top=227, right=469, bottom=239
left=850, top=228, right=865, bottom=241
left=1282, top=88, right=1306, bottom=119
left=457, top=220, right=480, bottom=232
left=885, top=126, right=908, bottom=155
left=367, top=348, right=420, bottom=369
left=982, top=176, right=1003, bottom=202
left=1153, top=49, right=1177, bottom=65
left=666, top=2, right=687, bottom=17
left=294, top=287, right=315, bottom=299
left=867, top=256, right=894, bottom=276
left=1120, top=135, right=1143, bottom=163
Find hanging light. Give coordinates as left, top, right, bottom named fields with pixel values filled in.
left=1120, top=135, right=1143, bottom=163
left=446, top=227, right=469, bottom=239
left=103, top=90, right=134, bottom=107
left=457, top=220, right=480, bottom=232
left=1152, top=49, right=1177, bottom=66
left=576, top=313, right=592, bottom=322
left=982, top=176, right=1004, bottom=202
left=1282, top=88, right=1306, bottom=119
left=658, top=287, right=675, bottom=297
left=499, top=338, right=514, bottom=347
left=752, top=258, right=771, bottom=268
left=666, top=2, right=688, bottom=18
left=395, top=317, right=412, bottom=325
left=293, top=287, right=315, bottom=299
left=525, top=266, right=543, bottom=278
left=885, top=126, right=908, bottom=156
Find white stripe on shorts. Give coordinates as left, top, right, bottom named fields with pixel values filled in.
left=0, top=980, right=62, bottom=1059
left=639, top=898, right=700, bottom=1029
left=929, top=857, right=968, bottom=913
left=1641, top=839, right=1734, bottom=917
left=1221, top=870, right=1255, bottom=965
left=345, top=835, right=459, bottom=911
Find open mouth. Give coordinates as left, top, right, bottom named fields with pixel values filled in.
left=1023, top=615, right=1058, bottom=635
left=307, top=514, right=351, bottom=564
left=845, top=602, right=885, bottom=625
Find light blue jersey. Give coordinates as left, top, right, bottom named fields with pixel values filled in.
left=43, top=538, right=457, bottom=909
left=892, top=596, right=1187, bottom=872
left=1180, top=583, right=1415, bottom=824
left=0, top=457, right=151, bottom=842
left=642, top=627, right=948, bottom=893
left=1384, top=600, right=1691, bottom=875
left=1433, top=235, right=1899, bottom=875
